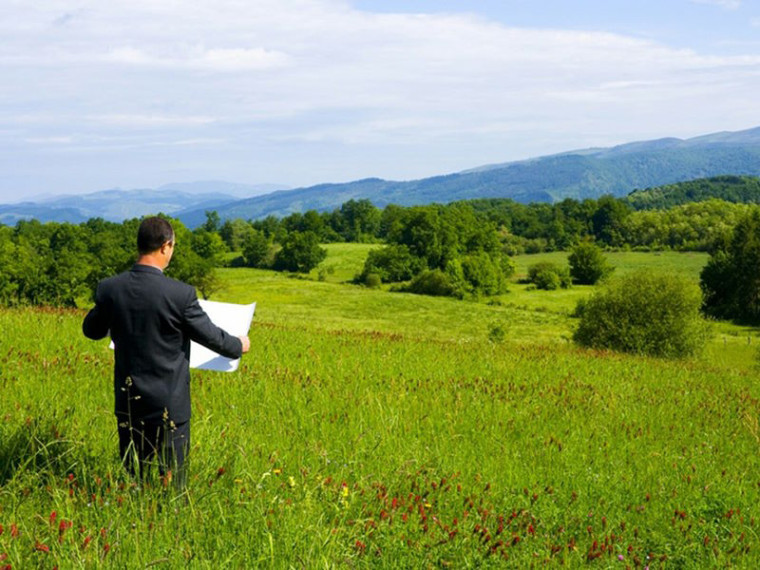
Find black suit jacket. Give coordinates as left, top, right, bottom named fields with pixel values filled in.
left=82, top=264, right=242, bottom=424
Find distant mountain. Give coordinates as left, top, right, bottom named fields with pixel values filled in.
left=0, top=181, right=289, bottom=225
left=177, top=126, right=760, bottom=224
left=3, top=127, right=760, bottom=227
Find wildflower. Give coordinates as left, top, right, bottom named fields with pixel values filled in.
left=10, top=525, right=18, bottom=539
left=49, top=511, right=57, bottom=526
left=288, top=476, right=296, bottom=488
left=618, top=554, right=625, bottom=561
left=34, top=542, right=50, bottom=553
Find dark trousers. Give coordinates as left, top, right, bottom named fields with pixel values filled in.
left=117, top=419, right=190, bottom=488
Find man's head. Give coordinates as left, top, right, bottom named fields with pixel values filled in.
left=137, top=217, right=175, bottom=269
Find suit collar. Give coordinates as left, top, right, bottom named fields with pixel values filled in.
left=131, top=263, right=164, bottom=275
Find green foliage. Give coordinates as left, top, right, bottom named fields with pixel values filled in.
left=528, top=261, right=571, bottom=290
left=568, top=242, right=613, bottom=285
left=273, top=231, right=327, bottom=273
left=404, top=269, right=460, bottom=298
left=358, top=244, right=423, bottom=283
left=457, top=252, right=511, bottom=296
left=701, top=209, right=760, bottom=323
left=241, top=230, right=271, bottom=268
left=0, top=215, right=221, bottom=307
left=574, top=271, right=710, bottom=357
left=628, top=175, right=760, bottom=210
left=363, top=272, right=381, bottom=288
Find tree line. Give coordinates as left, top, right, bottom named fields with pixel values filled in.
left=2, top=179, right=760, bottom=325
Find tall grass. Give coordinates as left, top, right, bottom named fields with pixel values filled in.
left=1, top=251, right=760, bottom=567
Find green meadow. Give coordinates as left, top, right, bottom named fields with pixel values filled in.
left=2, top=245, right=760, bottom=567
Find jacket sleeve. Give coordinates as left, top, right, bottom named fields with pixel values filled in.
left=82, top=284, right=110, bottom=340
left=183, top=290, right=243, bottom=359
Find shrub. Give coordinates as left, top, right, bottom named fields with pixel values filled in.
left=528, top=262, right=571, bottom=290
left=459, top=252, right=511, bottom=296
left=405, top=269, right=460, bottom=298
left=359, top=244, right=423, bottom=283
left=568, top=242, right=613, bottom=284
left=363, top=273, right=382, bottom=288
left=573, top=271, right=710, bottom=358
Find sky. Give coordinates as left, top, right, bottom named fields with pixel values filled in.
left=1, top=0, right=759, bottom=201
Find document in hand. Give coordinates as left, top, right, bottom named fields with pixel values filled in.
left=191, top=300, right=256, bottom=372
left=108, top=299, right=256, bottom=372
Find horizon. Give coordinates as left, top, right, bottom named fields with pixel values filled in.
left=1, top=0, right=759, bottom=202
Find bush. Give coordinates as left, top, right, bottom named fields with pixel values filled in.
left=359, top=244, right=423, bottom=283
left=363, top=273, right=382, bottom=288
left=573, top=271, right=710, bottom=358
left=459, top=252, right=511, bottom=296
left=528, top=262, right=571, bottom=290
left=568, top=242, right=613, bottom=284
left=405, top=269, right=460, bottom=298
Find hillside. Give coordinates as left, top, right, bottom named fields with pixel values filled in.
left=627, top=175, right=760, bottom=209
left=178, top=126, right=760, bottom=223
left=2, top=127, right=760, bottom=226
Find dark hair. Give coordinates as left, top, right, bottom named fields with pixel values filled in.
left=137, top=217, right=174, bottom=254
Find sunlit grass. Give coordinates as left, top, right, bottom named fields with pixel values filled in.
left=2, top=248, right=760, bottom=567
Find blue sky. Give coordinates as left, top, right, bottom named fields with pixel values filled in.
left=1, top=0, right=759, bottom=201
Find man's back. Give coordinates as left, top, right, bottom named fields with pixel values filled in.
left=83, top=263, right=242, bottom=424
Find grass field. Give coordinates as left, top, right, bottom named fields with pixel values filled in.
left=2, top=246, right=760, bottom=567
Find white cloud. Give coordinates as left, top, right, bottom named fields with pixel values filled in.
left=690, top=0, right=741, bottom=9
left=1, top=0, right=759, bottom=193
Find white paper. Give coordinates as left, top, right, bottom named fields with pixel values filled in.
left=109, top=299, right=256, bottom=372
left=191, top=299, right=256, bottom=372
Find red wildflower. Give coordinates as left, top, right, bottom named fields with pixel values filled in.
left=82, top=536, right=92, bottom=549
left=354, top=540, right=366, bottom=553
left=0, top=524, right=3, bottom=535
left=34, top=542, right=50, bottom=553
left=49, top=511, right=57, bottom=526
left=10, top=525, right=18, bottom=539
left=103, top=543, right=111, bottom=556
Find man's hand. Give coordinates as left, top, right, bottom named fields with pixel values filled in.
left=239, top=335, right=251, bottom=354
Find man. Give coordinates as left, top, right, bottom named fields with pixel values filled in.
left=83, top=216, right=250, bottom=486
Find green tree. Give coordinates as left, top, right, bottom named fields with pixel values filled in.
left=568, top=242, right=613, bottom=285
left=701, top=209, right=760, bottom=322
left=242, top=230, right=271, bottom=268
left=592, top=195, right=631, bottom=246
left=273, top=231, right=327, bottom=273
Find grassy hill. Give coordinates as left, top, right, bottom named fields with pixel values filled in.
left=2, top=248, right=760, bottom=566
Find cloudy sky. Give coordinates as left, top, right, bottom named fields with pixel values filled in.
left=1, top=0, right=759, bottom=201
